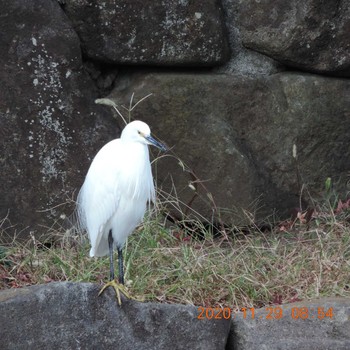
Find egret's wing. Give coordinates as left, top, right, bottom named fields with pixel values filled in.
left=77, top=140, right=123, bottom=255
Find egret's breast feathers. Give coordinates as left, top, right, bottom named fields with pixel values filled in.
left=77, top=140, right=155, bottom=237
left=117, top=142, right=155, bottom=203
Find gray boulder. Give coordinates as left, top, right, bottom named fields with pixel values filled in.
left=0, top=0, right=116, bottom=237
left=62, top=0, right=230, bottom=66
left=0, top=282, right=230, bottom=350
left=1, top=284, right=349, bottom=350
left=108, top=72, right=350, bottom=223
left=237, top=0, right=350, bottom=75
left=228, top=298, right=350, bottom=350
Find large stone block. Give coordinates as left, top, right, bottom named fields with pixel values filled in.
left=237, top=0, right=350, bottom=75
left=228, top=298, right=350, bottom=350
left=0, top=0, right=116, bottom=237
left=62, top=0, right=230, bottom=65
left=108, top=72, right=350, bottom=223
left=0, top=282, right=230, bottom=350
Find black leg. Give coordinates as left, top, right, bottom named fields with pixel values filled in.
left=117, top=247, right=124, bottom=285
left=108, top=230, right=114, bottom=281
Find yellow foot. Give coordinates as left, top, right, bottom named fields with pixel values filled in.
left=98, top=280, right=132, bottom=305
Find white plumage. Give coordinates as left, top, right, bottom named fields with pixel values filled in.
left=77, top=120, right=165, bottom=258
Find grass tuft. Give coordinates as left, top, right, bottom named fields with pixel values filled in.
left=1, top=200, right=349, bottom=309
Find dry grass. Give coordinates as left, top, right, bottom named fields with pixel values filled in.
left=1, top=200, right=349, bottom=309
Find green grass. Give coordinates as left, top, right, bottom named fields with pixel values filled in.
left=1, top=200, right=349, bottom=309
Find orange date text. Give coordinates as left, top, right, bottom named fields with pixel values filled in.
left=197, top=306, right=334, bottom=320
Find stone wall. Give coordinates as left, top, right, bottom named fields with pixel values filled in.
left=1, top=0, right=349, bottom=236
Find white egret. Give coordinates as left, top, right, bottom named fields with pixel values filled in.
left=77, top=120, right=167, bottom=304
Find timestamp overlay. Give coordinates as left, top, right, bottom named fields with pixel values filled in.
left=197, top=306, right=334, bottom=320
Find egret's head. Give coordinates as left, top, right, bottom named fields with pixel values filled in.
left=121, top=120, right=167, bottom=151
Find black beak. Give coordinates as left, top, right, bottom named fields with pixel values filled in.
left=145, top=135, right=168, bottom=152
